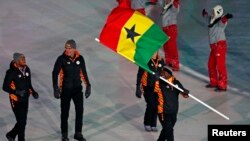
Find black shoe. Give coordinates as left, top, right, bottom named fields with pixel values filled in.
left=74, top=133, right=86, bottom=141
left=6, top=133, right=14, bottom=141
left=205, top=84, right=216, bottom=88
left=62, top=133, right=69, bottom=141
left=62, top=137, right=69, bottom=141
left=214, top=87, right=227, bottom=92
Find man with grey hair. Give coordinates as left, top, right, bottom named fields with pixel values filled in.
left=52, top=39, right=91, bottom=141
left=2, top=53, right=39, bottom=141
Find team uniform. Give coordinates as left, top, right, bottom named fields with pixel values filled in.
left=3, top=53, right=39, bottom=141
left=154, top=67, right=189, bottom=141
left=136, top=57, right=164, bottom=131
left=161, top=0, right=180, bottom=71
left=52, top=40, right=91, bottom=141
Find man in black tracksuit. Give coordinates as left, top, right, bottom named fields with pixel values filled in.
left=154, top=67, right=189, bottom=141
left=52, top=39, right=91, bottom=141
left=2, top=53, right=39, bottom=141
left=136, top=52, right=164, bottom=132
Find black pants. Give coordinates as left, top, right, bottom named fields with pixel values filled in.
left=8, top=99, right=29, bottom=141
left=158, top=113, right=177, bottom=141
left=143, top=86, right=158, bottom=127
left=60, top=87, right=84, bottom=135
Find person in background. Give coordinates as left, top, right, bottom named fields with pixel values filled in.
left=144, top=0, right=163, bottom=27
left=161, top=0, right=180, bottom=71
left=116, top=0, right=145, bottom=14
left=202, top=5, right=233, bottom=91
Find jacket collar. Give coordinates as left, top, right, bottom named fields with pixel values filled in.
left=63, top=50, right=80, bottom=62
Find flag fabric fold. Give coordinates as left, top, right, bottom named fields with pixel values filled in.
left=99, top=6, right=168, bottom=72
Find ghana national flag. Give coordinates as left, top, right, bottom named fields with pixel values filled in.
left=99, top=6, right=168, bottom=73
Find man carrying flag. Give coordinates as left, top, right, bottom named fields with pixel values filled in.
left=154, top=66, right=189, bottom=141
left=97, top=2, right=230, bottom=130
left=98, top=2, right=168, bottom=132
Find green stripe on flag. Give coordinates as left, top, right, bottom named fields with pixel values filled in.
left=134, top=24, right=168, bottom=68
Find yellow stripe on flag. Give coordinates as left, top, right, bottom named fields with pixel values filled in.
left=117, top=11, right=154, bottom=61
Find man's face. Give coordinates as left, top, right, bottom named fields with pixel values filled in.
left=17, top=56, right=26, bottom=67
left=65, top=44, right=76, bottom=57
left=161, top=71, right=171, bottom=79
left=152, top=52, right=158, bottom=59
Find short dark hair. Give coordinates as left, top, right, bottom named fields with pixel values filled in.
left=65, top=39, right=76, bottom=49
left=163, top=66, right=173, bottom=76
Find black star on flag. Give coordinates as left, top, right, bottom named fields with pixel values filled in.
left=124, top=24, right=141, bottom=43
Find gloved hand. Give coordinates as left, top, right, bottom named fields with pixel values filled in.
left=85, top=84, right=91, bottom=99
left=135, top=85, right=142, bottom=98
left=225, top=13, right=233, bottom=19
left=202, top=9, right=208, bottom=17
left=54, top=87, right=60, bottom=99
left=154, top=72, right=160, bottom=80
left=32, top=91, right=39, bottom=99
left=181, top=89, right=189, bottom=98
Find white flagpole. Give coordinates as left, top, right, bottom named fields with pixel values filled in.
left=95, top=38, right=230, bottom=120
left=158, top=75, right=230, bottom=120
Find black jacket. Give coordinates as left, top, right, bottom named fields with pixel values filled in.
left=137, top=58, right=165, bottom=87
left=159, top=78, right=185, bottom=114
left=52, top=52, right=90, bottom=90
left=2, top=61, right=36, bottom=101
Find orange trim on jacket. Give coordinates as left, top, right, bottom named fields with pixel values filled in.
left=80, top=69, right=87, bottom=85
left=59, top=68, right=64, bottom=90
left=140, top=57, right=162, bottom=87
left=154, top=76, right=175, bottom=120
left=154, top=81, right=164, bottom=114
left=58, top=50, right=88, bottom=89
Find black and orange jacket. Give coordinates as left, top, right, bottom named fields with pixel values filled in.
left=136, top=58, right=164, bottom=87
left=154, top=77, right=185, bottom=115
left=52, top=51, right=90, bottom=91
left=2, top=61, right=36, bottom=102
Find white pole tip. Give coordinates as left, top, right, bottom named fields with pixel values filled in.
left=95, top=38, right=100, bottom=42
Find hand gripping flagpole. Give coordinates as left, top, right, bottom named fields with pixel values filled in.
left=157, top=74, right=229, bottom=120
left=95, top=38, right=229, bottom=120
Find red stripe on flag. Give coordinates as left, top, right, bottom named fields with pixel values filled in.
left=99, top=7, right=135, bottom=51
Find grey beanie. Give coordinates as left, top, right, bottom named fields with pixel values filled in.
left=13, top=52, right=24, bottom=62
left=65, top=39, right=77, bottom=49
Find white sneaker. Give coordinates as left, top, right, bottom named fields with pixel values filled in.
left=151, top=127, right=158, bottom=132
left=144, top=125, right=151, bottom=132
